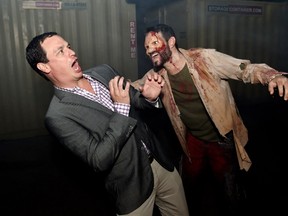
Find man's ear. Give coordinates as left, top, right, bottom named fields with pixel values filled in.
left=168, top=36, right=176, bottom=49
left=37, top=62, right=50, bottom=74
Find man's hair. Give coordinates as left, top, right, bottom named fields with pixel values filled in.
left=25, top=32, right=58, bottom=80
left=146, top=24, right=179, bottom=50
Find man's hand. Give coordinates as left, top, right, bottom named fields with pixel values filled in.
left=268, top=74, right=288, bottom=100
left=109, top=76, right=130, bottom=104
left=139, top=72, right=165, bottom=101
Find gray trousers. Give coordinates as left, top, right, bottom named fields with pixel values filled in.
left=118, top=159, right=189, bottom=216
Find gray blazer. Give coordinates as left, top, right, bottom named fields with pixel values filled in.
left=45, top=64, right=174, bottom=214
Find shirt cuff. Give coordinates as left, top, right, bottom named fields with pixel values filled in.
left=114, top=102, right=130, bottom=116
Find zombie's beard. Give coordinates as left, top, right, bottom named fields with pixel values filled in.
left=152, top=47, right=172, bottom=72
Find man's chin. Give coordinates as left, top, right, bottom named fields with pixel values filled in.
left=153, top=64, right=163, bottom=72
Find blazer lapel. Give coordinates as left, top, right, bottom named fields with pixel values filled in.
left=54, top=88, right=112, bottom=114
left=84, top=64, right=121, bottom=88
left=54, top=64, right=120, bottom=113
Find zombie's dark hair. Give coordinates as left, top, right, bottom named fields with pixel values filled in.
left=26, top=32, right=58, bottom=80
left=145, top=24, right=179, bottom=50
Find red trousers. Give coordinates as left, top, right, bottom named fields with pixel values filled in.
left=182, top=132, right=233, bottom=183
left=181, top=132, right=243, bottom=215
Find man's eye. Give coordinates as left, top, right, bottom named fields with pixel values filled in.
left=56, top=49, right=64, bottom=55
left=153, top=41, right=159, bottom=45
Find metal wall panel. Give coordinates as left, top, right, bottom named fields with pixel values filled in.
left=185, top=0, right=288, bottom=68
left=186, top=0, right=288, bottom=102
left=0, top=0, right=137, bottom=139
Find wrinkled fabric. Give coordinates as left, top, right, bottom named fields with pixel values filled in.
left=134, top=48, right=281, bottom=171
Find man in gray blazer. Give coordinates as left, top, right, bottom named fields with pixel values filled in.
left=25, top=32, right=189, bottom=216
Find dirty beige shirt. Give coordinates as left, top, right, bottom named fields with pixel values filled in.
left=134, top=48, right=280, bottom=171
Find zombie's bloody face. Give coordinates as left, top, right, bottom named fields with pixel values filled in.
left=144, top=31, right=172, bottom=67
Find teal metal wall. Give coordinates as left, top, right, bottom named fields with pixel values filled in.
left=0, top=0, right=137, bottom=139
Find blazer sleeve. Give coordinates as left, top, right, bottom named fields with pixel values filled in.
left=45, top=95, right=137, bottom=173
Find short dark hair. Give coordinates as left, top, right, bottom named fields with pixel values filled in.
left=25, top=32, right=58, bottom=80
left=146, top=24, right=179, bottom=50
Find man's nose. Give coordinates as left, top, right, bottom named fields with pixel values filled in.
left=68, top=49, right=76, bottom=56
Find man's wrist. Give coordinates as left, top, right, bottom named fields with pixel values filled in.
left=145, top=97, right=160, bottom=108
left=267, top=73, right=283, bottom=84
